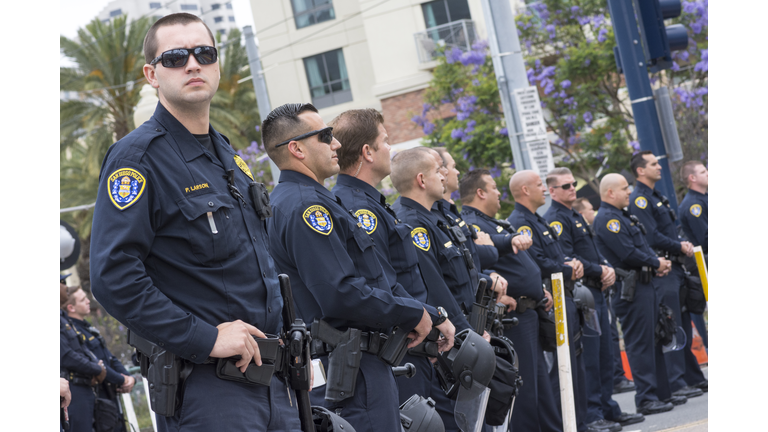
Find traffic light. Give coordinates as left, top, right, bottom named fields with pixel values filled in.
left=634, top=0, right=689, bottom=72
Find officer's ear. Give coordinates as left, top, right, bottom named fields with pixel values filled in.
left=287, top=141, right=307, bottom=160
left=143, top=64, right=160, bottom=89
left=362, top=144, right=373, bottom=162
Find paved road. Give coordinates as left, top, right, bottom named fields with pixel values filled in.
left=611, top=366, right=708, bottom=432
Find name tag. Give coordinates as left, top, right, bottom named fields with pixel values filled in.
left=496, top=226, right=504, bottom=233
left=444, top=241, right=453, bottom=248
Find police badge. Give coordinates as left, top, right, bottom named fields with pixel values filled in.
left=354, top=209, right=378, bottom=234
left=303, top=205, right=333, bottom=235
left=607, top=219, right=621, bottom=233
left=234, top=155, right=254, bottom=180
left=108, top=168, right=147, bottom=210
left=411, top=227, right=430, bottom=251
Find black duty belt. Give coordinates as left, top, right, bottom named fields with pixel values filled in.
left=67, top=373, right=94, bottom=387
left=310, top=330, right=389, bottom=358
left=213, top=337, right=284, bottom=387
left=515, top=296, right=538, bottom=314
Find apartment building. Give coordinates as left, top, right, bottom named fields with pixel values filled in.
left=97, top=0, right=240, bottom=38
left=250, top=0, right=502, bottom=147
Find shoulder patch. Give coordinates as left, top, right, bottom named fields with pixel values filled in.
left=517, top=226, right=533, bottom=237
left=634, top=196, right=648, bottom=209
left=411, top=227, right=431, bottom=251
left=303, top=205, right=333, bottom=235
left=690, top=204, right=702, bottom=217
left=607, top=219, right=621, bottom=233
left=354, top=209, right=378, bottom=234
left=108, top=168, right=147, bottom=210
left=472, top=224, right=483, bottom=233
left=234, top=155, right=254, bottom=180
left=549, top=221, right=563, bottom=236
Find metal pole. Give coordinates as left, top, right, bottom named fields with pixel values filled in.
left=606, top=0, right=678, bottom=212
left=243, top=25, right=281, bottom=184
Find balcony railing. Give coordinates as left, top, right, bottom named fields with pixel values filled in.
left=413, top=19, right=477, bottom=64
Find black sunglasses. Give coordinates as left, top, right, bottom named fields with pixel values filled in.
left=150, top=46, right=218, bottom=68
left=553, top=181, right=578, bottom=190
left=275, top=127, right=334, bottom=148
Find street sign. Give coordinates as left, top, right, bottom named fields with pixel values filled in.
left=513, top=86, right=555, bottom=180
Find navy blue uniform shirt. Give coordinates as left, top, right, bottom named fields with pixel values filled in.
left=544, top=200, right=611, bottom=280
left=509, top=204, right=573, bottom=281
left=593, top=202, right=661, bottom=270
left=461, top=206, right=544, bottom=301
left=70, top=317, right=130, bottom=386
left=396, top=197, right=474, bottom=331
left=268, top=170, right=424, bottom=333
left=679, top=190, right=707, bottom=252
left=90, top=102, right=283, bottom=363
left=629, top=182, right=682, bottom=255
left=60, top=311, right=102, bottom=377
left=332, top=174, right=439, bottom=322
left=433, top=199, right=499, bottom=270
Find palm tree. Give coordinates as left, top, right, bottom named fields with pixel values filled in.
left=209, top=28, right=262, bottom=151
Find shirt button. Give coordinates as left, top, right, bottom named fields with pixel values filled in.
left=158, top=342, right=164, bottom=347
left=208, top=201, right=214, bottom=207
left=191, top=354, right=197, bottom=360
left=262, top=272, right=266, bottom=278
left=268, top=307, right=272, bottom=313
left=253, top=236, right=257, bottom=241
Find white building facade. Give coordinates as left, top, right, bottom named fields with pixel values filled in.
left=97, top=0, right=240, bottom=38
left=249, top=0, right=505, bottom=145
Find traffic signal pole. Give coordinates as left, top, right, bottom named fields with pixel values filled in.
left=607, top=0, right=679, bottom=212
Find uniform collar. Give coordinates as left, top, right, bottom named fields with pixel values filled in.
left=514, top=203, right=542, bottom=221
left=278, top=170, right=337, bottom=201
left=336, top=174, right=383, bottom=202
left=688, top=189, right=707, bottom=198
left=634, top=181, right=656, bottom=196
left=151, top=102, right=231, bottom=166
left=550, top=199, right=576, bottom=215
left=435, top=198, right=458, bottom=216
left=461, top=205, right=492, bottom=221
left=67, top=315, right=88, bottom=327
left=400, top=196, right=440, bottom=225
left=599, top=202, right=622, bottom=213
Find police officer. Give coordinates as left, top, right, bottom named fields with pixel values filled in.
left=508, top=170, right=589, bottom=432
left=544, top=168, right=644, bottom=430
left=678, top=161, right=708, bottom=351
left=390, top=147, right=484, bottom=432
left=458, top=169, right=565, bottom=432
left=262, top=103, right=433, bottom=432
left=327, top=109, right=456, bottom=407
left=61, top=281, right=107, bottom=432
left=629, top=152, right=707, bottom=396
left=594, top=174, right=678, bottom=415
left=65, top=286, right=136, bottom=432
left=90, top=13, right=301, bottom=432
left=574, top=198, right=636, bottom=395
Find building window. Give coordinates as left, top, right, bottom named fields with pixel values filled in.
left=303, top=48, right=352, bottom=109
left=291, top=0, right=335, bottom=30
left=214, top=16, right=223, bottom=23
left=149, top=2, right=161, bottom=9
left=226, top=2, right=232, bottom=8
left=229, top=16, right=235, bottom=22
left=421, top=0, right=471, bottom=29
left=109, top=8, right=123, bottom=17
left=211, top=3, right=221, bottom=10
left=218, top=29, right=227, bottom=35
left=180, top=4, right=198, bottom=11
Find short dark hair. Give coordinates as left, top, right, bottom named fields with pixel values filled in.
left=572, top=197, right=591, bottom=213
left=144, top=13, right=215, bottom=65
left=433, top=147, right=450, bottom=167
left=459, top=169, right=491, bottom=203
left=545, top=167, right=573, bottom=187
left=680, top=160, right=704, bottom=185
left=630, top=150, right=654, bottom=178
left=329, top=109, right=384, bottom=171
left=261, top=103, right=319, bottom=166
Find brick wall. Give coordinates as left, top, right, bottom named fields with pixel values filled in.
left=380, top=89, right=456, bottom=144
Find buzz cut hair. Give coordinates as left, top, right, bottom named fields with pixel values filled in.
left=572, top=197, right=591, bottom=213
left=432, top=147, right=450, bottom=167
left=390, top=148, right=435, bottom=195
left=144, top=13, right=215, bottom=65
left=261, top=103, right=319, bottom=166
left=545, top=167, right=573, bottom=187
left=680, top=160, right=705, bottom=185
left=329, top=109, right=385, bottom=171
left=630, top=150, right=654, bottom=178
left=459, top=169, right=491, bottom=203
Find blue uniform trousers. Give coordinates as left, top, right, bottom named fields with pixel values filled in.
left=504, top=309, right=562, bottom=432
left=612, top=279, right=672, bottom=407
left=581, top=287, right=622, bottom=423
left=610, top=307, right=628, bottom=386
left=69, top=383, right=95, bottom=432
left=657, top=264, right=706, bottom=391
left=158, top=364, right=301, bottom=432
left=549, top=296, right=587, bottom=432
left=312, top=352, right=401, bottom=432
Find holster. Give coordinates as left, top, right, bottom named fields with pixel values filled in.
left=128, top=330, right=190, bottom=417
left=215, top=336, right=282, bottom=386
left=311, top=320, right=363, bottom=403
left=514, top=297, right=538, bottom=314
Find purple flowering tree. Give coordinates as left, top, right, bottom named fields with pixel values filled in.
left=517, top=0, right=708, bottom=195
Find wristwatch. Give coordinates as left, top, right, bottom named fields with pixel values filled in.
left=433, top=306, right=448, bottom=327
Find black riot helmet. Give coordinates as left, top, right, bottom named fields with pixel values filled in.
left=312, top=406, right=356, bottom=432
left=434, top=329, right=496, bottom=398
left=573, top=283, right=601, bottom=335
left=485, top=335, right=523, bottom=426
left=400, top=394, right=445, bottom=432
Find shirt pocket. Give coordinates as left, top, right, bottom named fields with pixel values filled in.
left=349, top=224, right=385, bottom=285
left=392, top=223, right=419, bottom=271
left=439, top=244, right=471, bottom=294
left=176, top=192, right=239, bottom=264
